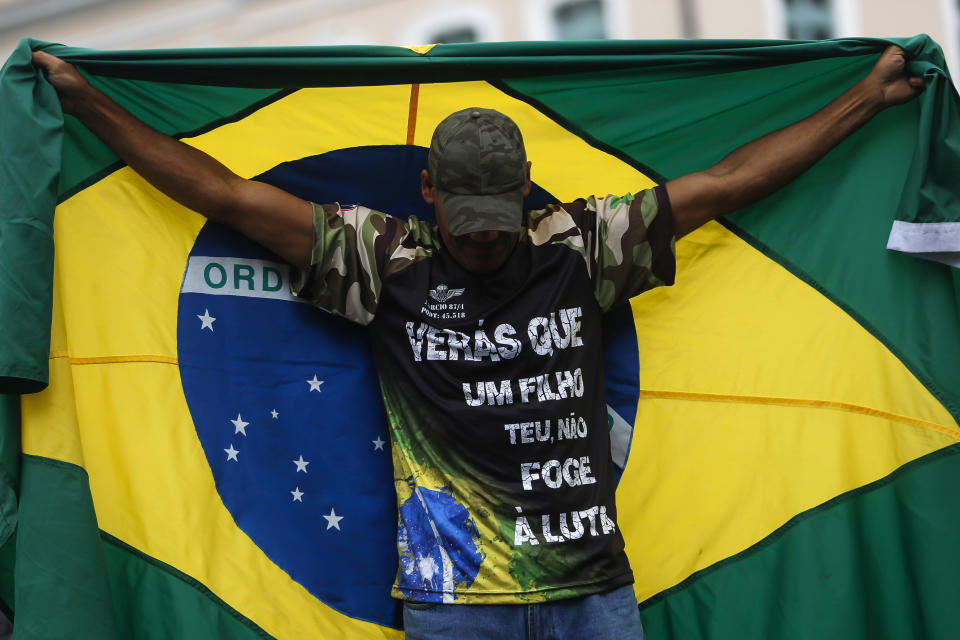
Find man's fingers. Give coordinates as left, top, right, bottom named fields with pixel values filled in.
left=880, top=45, right=905, bottom=64
left=31, top=51, right=77, bottom=77
left=32, top=51, right=49, bottom=73
left=29, top=50, right=89, bottom=113
left=31, top=51, right=69, bottom=81
left=31, top=50, right=56, bottom=70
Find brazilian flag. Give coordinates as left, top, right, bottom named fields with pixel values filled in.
left=1, top=36, right=959, bottom=639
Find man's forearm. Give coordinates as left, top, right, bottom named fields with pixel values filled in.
left=704, top=78, right=883, bottom=209
left=69, top=85, right=242, bottom=222
left=667, top=46, right=924, bottom=238
left=34, top=50, right=315, bottom=267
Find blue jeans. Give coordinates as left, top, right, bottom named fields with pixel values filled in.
left=402, top=584, right=645, bottom=640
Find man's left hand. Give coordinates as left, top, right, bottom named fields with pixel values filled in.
left=865, top=45, right=926, bottom=108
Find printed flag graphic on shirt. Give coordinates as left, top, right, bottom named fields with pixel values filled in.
left=1, top=36, right=959, bottom=639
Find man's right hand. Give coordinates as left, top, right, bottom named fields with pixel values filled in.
left=32, top=50, right=91, bottom=115
left=31, top=50, right=315, bottom=269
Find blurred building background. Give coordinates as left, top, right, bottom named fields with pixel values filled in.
left=1, top=0, right=957, bottom=77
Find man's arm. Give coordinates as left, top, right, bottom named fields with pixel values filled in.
left=667, top=45, right=925, bottom=239
left=32, top=51, right=314, bottom=268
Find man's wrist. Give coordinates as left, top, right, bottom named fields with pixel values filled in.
left=67, top=83, right=109, bottom=120
left=847, top=78, right=887, bottom=119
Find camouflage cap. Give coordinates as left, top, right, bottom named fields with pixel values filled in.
left=428, top=107, right=527, bottom=236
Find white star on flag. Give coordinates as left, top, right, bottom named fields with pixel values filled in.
left=291, top=487, right=304, bottom=502
left=224, top=444, right=239, bottom=461
left=293, top=455, right=310, bottom=473
left=306, top=374, right=324, bottom=392
left=372, top=436, right=386, bottom=451
left=197, top=309, right=216, bottom=331
left=270, top=409, right=279, bottom=419
left=230, top=413, right=249, bottom=436
left=323, top=508, right=343, bottom=530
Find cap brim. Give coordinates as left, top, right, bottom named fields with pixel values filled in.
left=438, top=188, right=524, bottom=236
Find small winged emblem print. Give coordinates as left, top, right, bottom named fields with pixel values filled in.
left=429, top=284, right=465, bottom=303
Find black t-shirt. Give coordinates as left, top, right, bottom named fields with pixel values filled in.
left=295, top=187, right=675, bottom=603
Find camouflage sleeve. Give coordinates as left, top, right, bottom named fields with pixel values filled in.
left=291, top=203, right=434, bottom=325
left=590, top=185, right=676, bottom=312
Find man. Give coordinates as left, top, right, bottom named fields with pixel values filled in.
left=32, top=46, right=922, bottom=639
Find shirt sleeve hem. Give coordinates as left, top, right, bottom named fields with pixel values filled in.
left=651, top=184, right=677, bottom=286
